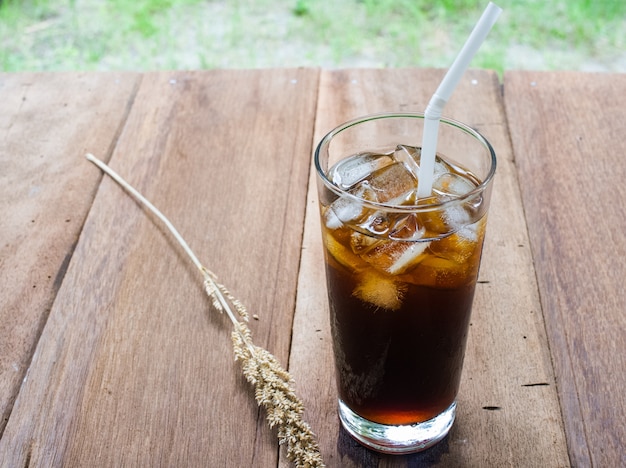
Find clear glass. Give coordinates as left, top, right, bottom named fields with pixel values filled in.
left=314, top=113, right=496, bottom=454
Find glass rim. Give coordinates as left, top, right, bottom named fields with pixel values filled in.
left=314, top=112, right=497, bottom=213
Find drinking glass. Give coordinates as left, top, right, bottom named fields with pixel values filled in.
left=315, top=112, right=496, bottom=453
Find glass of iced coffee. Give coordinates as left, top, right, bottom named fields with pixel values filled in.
left=314, top=112, right=496, bottom=454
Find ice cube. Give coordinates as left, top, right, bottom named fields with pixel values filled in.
left=432, top=158, right=449, bottom=178
left=329, top=151, right=394, bottom=190
left=418, top=256, right=467, bottom=288
left=350, top=230, right=380, bottom=255
left=454, top=216, right=486, bottom=243
left=422, top=170, right=479, bottom=235
left=442, top=204, right=473, bottom=233
left=433, top=172, right=476, bottom=198
left=324, top=196, right=364, bottom=229
left=393, top=145, right=452, bottom=185
left=431, top=232, right=475, bottom=264
left=324, top=182, right=378, bottom=229
left=361, top=239, right=431, bottom=275
left=455, top=224, right=478, bottom=243
left=367, top=161, right=418, bottom=203
left=428, top=218, right=486, bottom=268
left=386, top=241, right=430, bottom=275
left=352, top=270, right=407, bottom=311
left=393, top=145, right=420, bottom=182
left=388, top=213, right=425, bottom=241
left=356, top=211, right=391, bottom=237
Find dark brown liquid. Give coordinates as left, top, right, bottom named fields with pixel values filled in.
left=321, top=153, right=487, bottom=426
left=326, top=255, right=477, bottom=425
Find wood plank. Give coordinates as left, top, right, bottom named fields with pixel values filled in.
left=0, top=69, right=319, bottom=466
left=288, top=68, right=570, bottom=466
left=0, top=71, right=140, bottom=435
left=504, top=70, right=626, bottom=467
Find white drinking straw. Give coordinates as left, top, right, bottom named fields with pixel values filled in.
left=417, top=2, right=502, bottom=199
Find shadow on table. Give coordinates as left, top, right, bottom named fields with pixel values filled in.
left=337, top=424, right=451, bottom=467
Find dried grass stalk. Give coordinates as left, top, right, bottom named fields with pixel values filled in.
left=86, top=153, right=324, bottom=468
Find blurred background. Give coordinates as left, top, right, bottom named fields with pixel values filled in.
left=1, top=0, right=624, bottom=76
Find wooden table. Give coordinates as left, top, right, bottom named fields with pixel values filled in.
left=0, top=68, right=624, bottom=467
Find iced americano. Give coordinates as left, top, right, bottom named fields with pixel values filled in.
left=319, top=143, right=489, bottom=431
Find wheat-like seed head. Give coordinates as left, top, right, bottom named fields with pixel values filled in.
left=230, top=321, right=325, bottom=468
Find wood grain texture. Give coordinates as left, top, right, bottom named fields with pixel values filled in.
left=288, top=68, right=569, bottom=467
left=0, top=69, right=319, bottom=466
left=0, top=72, right=140, bottom=435
left=504, top=70, right=626, bottom=468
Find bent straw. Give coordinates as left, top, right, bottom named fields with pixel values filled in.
left=417, top=2, right=502, bottom=199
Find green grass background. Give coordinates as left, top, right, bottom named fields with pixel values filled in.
left=1, top=0, right=625, bottom=74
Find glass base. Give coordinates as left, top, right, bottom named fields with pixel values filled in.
left=338, top=399, right=456, bottom=454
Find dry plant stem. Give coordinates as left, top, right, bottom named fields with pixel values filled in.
left=84, top=154, right=241, bottom=328
left=85, top=153, right=324, bottom=468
